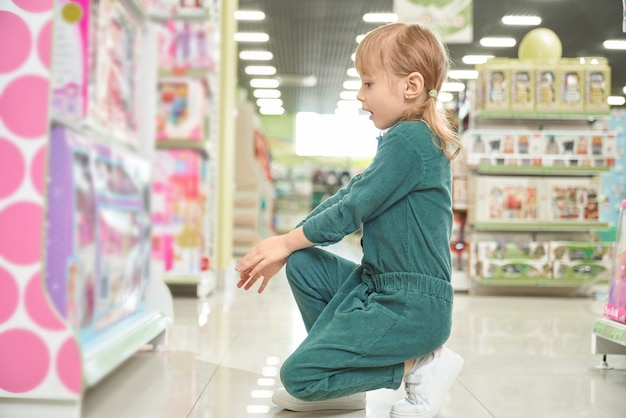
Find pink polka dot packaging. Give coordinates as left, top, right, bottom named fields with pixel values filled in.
left=605, top=200, right=626, bottom=324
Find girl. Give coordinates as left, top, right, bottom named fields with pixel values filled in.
left=235, top=22, right=464, bottom=418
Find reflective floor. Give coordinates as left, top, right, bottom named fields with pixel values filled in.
left=84, top=247, right=626, bottom=418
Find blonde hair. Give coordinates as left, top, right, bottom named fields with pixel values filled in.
left=355, top=23, right=462, bottom=160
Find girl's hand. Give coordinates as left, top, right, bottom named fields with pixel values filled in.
left=235, top=236, right=291, bottom=293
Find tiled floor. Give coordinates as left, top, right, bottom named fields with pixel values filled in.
left=83, top=247, right=626, bottom=418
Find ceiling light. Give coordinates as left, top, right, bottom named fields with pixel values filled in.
left=275, top=75, right=317, bottom=87
left=480, top=37, right=516, bottom=47
left=363, top=13, right=398, bottom=23
left=337, top=100, right=362, bottom=109
left=250, top=78, right=279, bottom=88
left=623, top=86, right=626, bottom=95
left=335, top=107, right=360, bottom=116
left=340, top=90, right=358, bottom=100
left=351, top=52, right=356, bottom=62
left=343, top=80, right=361, bottom=90
left=448, top=70, right=478, bottom=80
left=438, top=92, right=454, bottom=103
left=356, top=34, right=366, bottom=43
left=259, top=107, right=285, bottom=115
left=234, top=10, right=265, bottom=21
left=441, top=82, right=465, bottom=92
left=501, top=15, right=541, bottom=26
left=608, top=96, right=625, bottom=106
left=462, top=55, right=494, bottom=64
left=256, top=98, right=283, bottom=107
left=253, top=89, right=281, bottom=99
left=603, top=40, right=626, bottom=49
left=245, top=65, right=276, bottom=75
left=239, top=50, right=273, bottom=60
left=234, top=32, right=269, bottom=42
left=346, top=68, right=359, bottom=77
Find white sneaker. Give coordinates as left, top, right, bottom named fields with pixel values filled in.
left=390, top=347, right=464, bottom=418
left=272, top=388, right=366, bottom=411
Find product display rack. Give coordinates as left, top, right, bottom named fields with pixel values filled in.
left=0, top=1, right=175, bottom=417
left=149, top=3, right=220, bottom=296
left=462, top=60, right=616, bottom=295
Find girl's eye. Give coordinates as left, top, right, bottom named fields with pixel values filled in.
left=363, top=82, right=373, bottom=88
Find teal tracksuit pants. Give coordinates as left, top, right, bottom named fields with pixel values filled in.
left=280, top=247, right=454, bottom=401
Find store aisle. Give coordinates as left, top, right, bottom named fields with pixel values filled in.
left=83, top=248, right=626, bottom=418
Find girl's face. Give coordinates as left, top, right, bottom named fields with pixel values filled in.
left=357, top=70, right=407, bottom=130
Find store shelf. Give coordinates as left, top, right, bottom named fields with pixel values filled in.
left=473, top=221, right=609, bottom=232
left=476, top=277, right=598, bottom=287
left=591, top=317, right=626, bottom=356
left=155, top=139, right=210, bottom=157
left=83, top=310, right=171, bottom=387
left=474, top=109, right=610, bottom=120
left=475, top=164, right=610, bottom=176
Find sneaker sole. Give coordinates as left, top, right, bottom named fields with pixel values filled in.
left=272, top=392, right=366, bottom=412
left=390, top=349, right=464, bottom=418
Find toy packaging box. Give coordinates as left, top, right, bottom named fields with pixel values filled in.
left=157, top=19, right=216, bottom=71
left=546, top=177, right=600, bottom=222
left=509, top=63, right=535, bottom=111
left=473, top=176, right=539, bottom=222
left=472, top=241, right=550, bottom=280
left=551, top=241, right=613, bottom=282
left=559, top=59, right=584, bottom=112
left=584, top=61, right=610, bottom=113
left=534, top=65, right=560, bottom=112
left=605, top=200, right=626, bottom=324
left=463, top=130, right=542, bottom=167
left=156, top=78, right=205, bottom=140
left=481, top=60, right=510, bottom=111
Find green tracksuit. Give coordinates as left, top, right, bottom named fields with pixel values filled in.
left=280, top=121, right=455, bottom=401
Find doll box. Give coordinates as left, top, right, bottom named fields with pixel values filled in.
left=509, top=64, right=535, bottom=111
left=534, top=65, right=561, bottom=111
left=473, top=177, right=539, bottom=222
left=545, top=177, right=600, bottom=222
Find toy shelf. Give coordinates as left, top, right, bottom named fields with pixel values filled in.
left=473, top=221, right=609, bottom=232
left=475, top=165, right=610, bottom=176
left=592, top=318, right=626, bottom=356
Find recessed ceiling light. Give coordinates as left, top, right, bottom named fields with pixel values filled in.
left=250, top=78, right=280, bottom=88
left=501, top=15, right=541, bottom=26
left=337, top=100, right=362, bottom=109
left=480, top=37, right=516, bottom=47
left=253, top=89, right=281, bottom=99
left=257, top=98, right=283, bottom=108
left=340, top=90, right=359, bottom=100
left=608, top=96, right=626, bottom=106
left=259, top=107, right=285, bottom=115
left=245, top=65, right=276, bottom=75
left=239, top=51, right=273, bottom=60
left=441, top=82, right=465, bottom=92
left=623, top=86, right=626, bottom=95
left=343, top=80, right=361, bottom=90
left=234, top=10, right=265, bottom=21
left=603, top=40, right=626, bottom=50
left=462, top=55, right=495, bottom=64
left=234, top=32, right=269, bottom=42
left=346, top=68, right=359, bottom=77
left=356, top=34, right=366, bottom=43
left=363, top=13, right=398, bottom=23
left=438, top=92, right=454, bottom=103
left=448, top=70, right=478, bottom=80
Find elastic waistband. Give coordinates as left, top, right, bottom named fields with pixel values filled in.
left=363, top=272, right=453, bottom=303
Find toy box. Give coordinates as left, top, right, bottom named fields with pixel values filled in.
left=473, top=176, right=539, bottom=222
left=481, top=60, right=510, bottom=111
left=584, top=61, right=611, bottom=113
left=534, top=65, right=560, bottom=112
left=550, top=241, right=613, bottom=281
left=605, top=200, right=626, bottom=324
left=559, top=59, right=585, bottom=112
left=463, top=130, right=542, bottom=167
left=473, top=241, right=550, bottom=279
left=545, top=177, right=600, bottom=222
left=157, top=19, right=216, bottom=71
left=156, top=78, right=206, bottom=140
left=509, top=63, right=535, bottom=111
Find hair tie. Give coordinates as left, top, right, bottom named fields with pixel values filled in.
left=428, top=90, right=438, bottom=99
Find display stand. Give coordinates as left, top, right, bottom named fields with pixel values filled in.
left=463, top=58, right=615, bottom=296
left=0, top=1, right=172, bottom=416
left=592, top=200, right=626, bottom=365
left=148, top=2, right=220, bottom=297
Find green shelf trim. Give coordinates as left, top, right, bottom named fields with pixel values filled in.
left=473, top=221, right=609, bottom=232
left=476, top=277, right=594, bottom=287
left=475, top=110, right=610, bottom=120
left=162, top=273, right=203, bottom=285
left=158, top=68, right=211, bottom=78
left=83, top=311, right=171, bottom=387
left=593, top=318, right=626, bottom=347
left=476, top=165, right=610, bottom=176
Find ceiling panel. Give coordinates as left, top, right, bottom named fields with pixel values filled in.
left=236, top=0, right=626, bottom=115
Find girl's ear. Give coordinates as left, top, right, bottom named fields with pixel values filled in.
left=404, top=72, right=425, bottom=99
